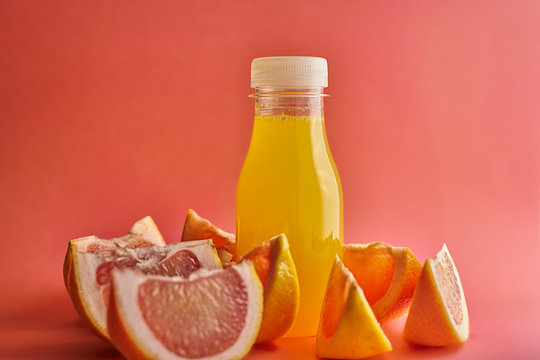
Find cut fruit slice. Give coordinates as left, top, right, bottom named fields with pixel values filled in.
left=108, top=262, right=263, bottom=360
left=241, top=234, right=299, bottom=343
left=403, top=244, right=469, bottom=346
left=69, top=240, right=222, bottom=340
left=344, top=242, right=422, bottom=321
left=181, top=209, right=237, bottom=263
left=63, top=216, right=166, bottom=291
left=316, top=256, right=392, bottom=359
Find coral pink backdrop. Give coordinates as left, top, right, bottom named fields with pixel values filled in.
left=1, top=1, right=539, bottom=359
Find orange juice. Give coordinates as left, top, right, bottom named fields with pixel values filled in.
left=237, top=56, right=343, bottom=337
left=237, top=113, right=343, bottom=336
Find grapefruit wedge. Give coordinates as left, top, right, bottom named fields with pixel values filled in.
left=63, top=216, right=165, bottom=291
left=403, top=244, right=469, bottom=346
left=181, top=209, right=237, bottom=264
left=69, top=240, right=222, bottom=340
left=316, top=256, right=392, bottom=359
left=344, top=242, right=422, bottom=321
left=108, top=262, right=263, bottom=360
left=241, top=234, right=299, bottom=343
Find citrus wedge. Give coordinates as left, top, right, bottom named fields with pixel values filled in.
left=403, top=244, right=469, bottom=346
left=69, top=240, right=222, bottom=340
left=344, top=241, right=422, bottom=321
left=108, top=262, right=263, bottom=360
left=181, top=209, right=237, bottom=264
left=241, top=234, right=299, bottom=343
left=316, top=256, right=392, bottom=359
left=63, top=216, right=166, bottom=291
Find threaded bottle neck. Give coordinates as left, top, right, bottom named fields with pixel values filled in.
left=252, top=87, right=326, bottom=117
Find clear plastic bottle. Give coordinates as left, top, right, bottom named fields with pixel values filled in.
left=236, top=57, right=343, bottom=337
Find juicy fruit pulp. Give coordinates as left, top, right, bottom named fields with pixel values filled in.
left=139, top=270, right=247, bottom=357
left=343, top=242, right=396, bottom=305
left=344, top=242, right=422, bottom=321
left=64, top=216, right=167, bottom=339
left=63, top=216, right=165, bottom=291
left=316, top=257, right=392, bottom=359
left=403, top=244, right=469, bottom=346
left=182, top=208, right=237, bottom=263
left=96, top=248, right=204, bottom=285
left=236, top=114, right=343, bottom=337
left=108, top=262, right=264, bottom=360
left=69, top=240, right=221, bottom=340
left=433, top=251, right=464, bottom=325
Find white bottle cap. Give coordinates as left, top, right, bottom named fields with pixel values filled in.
left=251, top=56, right=328, bottom=88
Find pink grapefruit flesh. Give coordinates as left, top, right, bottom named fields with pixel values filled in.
left=108, top=262, right=263, bottom=360
left=69, top=240, right=222, bottom=340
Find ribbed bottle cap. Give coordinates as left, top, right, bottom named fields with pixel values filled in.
left=251, top=56, right=328, bottom=88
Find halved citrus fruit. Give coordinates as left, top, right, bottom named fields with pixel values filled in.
left=241, top=233, right=299, bottom=343
left=63, top=216, right=166, bottom=291
left=343, top=241, right=422, bottom=321
left=316, top=256, right=392, bottom=359
left=403, top=244, right=469, bottom=346
left=181, top=209, right=237, bottom=264
left=108, top=262, right=263, bottom=360
left=69, top=240, right=222, bottom=340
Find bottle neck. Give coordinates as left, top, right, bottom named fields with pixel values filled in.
left=252, top=87, right=326, bottom=118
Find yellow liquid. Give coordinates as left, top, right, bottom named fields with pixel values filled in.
left=236, top=114, right=343, bottom=337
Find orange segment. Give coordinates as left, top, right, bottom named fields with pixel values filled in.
left=316, top=256, right=392, bottom=359
left=181, top=209, right=237, bottom=263
left=108, top=262, right=263, bottom=360
left=241, top=234, right=299, bottom=343
left=64, top=216, right=167, bottom=339
left=69, top=240, right=222, bottom=340
left=63, top=216, right=166, bottom=291
left=320, top=258, right=351, bottom=339
left=343, top=242, right=395, bottom=304
left=243, top=242, right=272, bottom=287
left=344, top=242, right=422, bottom=321
left=403, top=244, right=469, bottom=346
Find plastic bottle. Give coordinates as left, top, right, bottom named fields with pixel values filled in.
left=236, top=56, right=343, bottom=337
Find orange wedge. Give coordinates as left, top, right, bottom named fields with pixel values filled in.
left=403, top=244, right=469, bottom=346
left=344, top=242, right=422, bottom=321
left=316, top=256, right=392, bottom=359
left=108, top=262, right=263, bottom=360
left=69, top=240, right=222, bottom=341
left=181, top=209, right=237, bottom=264
left=63, top=216, right=166, bottom=292
left=241, top=234, right=299, bottom=343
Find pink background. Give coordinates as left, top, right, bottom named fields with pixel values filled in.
left=1, top=0, right=539, bottom=359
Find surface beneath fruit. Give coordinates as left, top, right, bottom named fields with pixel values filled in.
left=138, top=267, right=248, bottom=358
left=2, top=284, right=540, bottom=360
